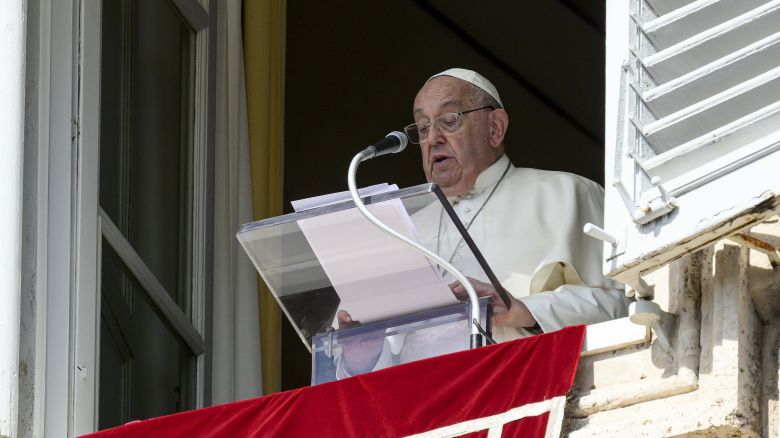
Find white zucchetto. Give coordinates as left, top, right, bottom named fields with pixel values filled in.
left=427, top=68, right=504, bottom=109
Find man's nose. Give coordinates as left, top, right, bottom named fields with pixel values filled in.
left=426, top=124, right=446, bottom=145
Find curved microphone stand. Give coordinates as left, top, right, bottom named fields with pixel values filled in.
left=347, top=149, right=484, bottom=349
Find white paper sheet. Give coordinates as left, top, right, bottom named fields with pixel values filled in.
left=291, top=183, right=397, bottom=212
left=293, top=186, right=457, bottom=325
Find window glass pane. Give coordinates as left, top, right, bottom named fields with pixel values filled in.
left=99, top=239, right=196, bottom=429
left=98, top=316, right=128, bottom=430
left=99, top=0, right=194, bottom=309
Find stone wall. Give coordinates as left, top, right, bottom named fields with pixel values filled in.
left=568, top=220, right=780, bottom=437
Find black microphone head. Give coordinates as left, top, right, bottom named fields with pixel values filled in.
left=369, top=131, right=408, bottom=158
left=360, top=130, right=410, bottom=160
left=386, top=131, right=408, bottom=153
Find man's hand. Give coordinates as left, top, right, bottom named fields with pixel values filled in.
left=336, top=309, right=360, bottom=329
left=336, top=310, right=384, bottom=375
left=450, top=278, right=537, bottom=329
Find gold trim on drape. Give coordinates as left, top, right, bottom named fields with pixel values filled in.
left=242, top=0, right=286, bottom=395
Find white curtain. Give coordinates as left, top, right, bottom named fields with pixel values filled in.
left=212, top=0, right=263, bottom=402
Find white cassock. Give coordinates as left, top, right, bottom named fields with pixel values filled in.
left=335, top=154, right=631, bottom=378
left=413, top=154, right=631, bottom=342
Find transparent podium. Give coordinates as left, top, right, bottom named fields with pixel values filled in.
left=237, top=184, right=504, bottom=385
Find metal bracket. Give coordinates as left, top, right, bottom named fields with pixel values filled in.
left=614, top=179, right=677, bottom=225
left=629, top=299, right=671, bottom=351
left=326, top=330, right=334, bottom=358
left=619, top=269, right=655, bottom=300
left=614, top=152, right=678, bottom=225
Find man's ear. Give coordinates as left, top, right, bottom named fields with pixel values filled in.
left=489, top=109, right=509, bottom=148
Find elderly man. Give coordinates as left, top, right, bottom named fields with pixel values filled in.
left=336, top=68, right=630, bottom=377
left=403, top=68, right=630, bottom=342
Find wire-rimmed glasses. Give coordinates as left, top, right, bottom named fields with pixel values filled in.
left=403, top=106, right=495, bottom=144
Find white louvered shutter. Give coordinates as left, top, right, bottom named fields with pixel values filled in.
left=603, top=0, right=780, bottom=292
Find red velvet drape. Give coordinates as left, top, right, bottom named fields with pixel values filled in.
left=84, top=325, right=585, bottom=437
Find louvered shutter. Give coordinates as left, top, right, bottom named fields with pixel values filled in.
left=602, top=0, right=780, bottom=292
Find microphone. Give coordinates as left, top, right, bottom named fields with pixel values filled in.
left=360, top=131, right=408, bottom=160
left=346, top=129, right=483, bottom=348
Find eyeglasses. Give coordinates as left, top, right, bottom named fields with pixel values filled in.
left=404, top=106, right=495, bottom=144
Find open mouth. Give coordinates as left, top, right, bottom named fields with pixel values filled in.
left=432, top=154, right=452, bottom=165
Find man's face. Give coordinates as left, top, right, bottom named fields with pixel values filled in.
left=413, top=77, right=500, bottom=197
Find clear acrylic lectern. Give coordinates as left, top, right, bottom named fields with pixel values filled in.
left=237, top=184, right=504, bottom=384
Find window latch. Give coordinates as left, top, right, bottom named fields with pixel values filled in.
left=614, top=153, right=678, bottom=225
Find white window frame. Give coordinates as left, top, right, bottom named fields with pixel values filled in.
left=32, top=0, right=81, bottom=436
left=42, top=0, right=216, bottom=435
left=72, top=1, right=102, bottom=433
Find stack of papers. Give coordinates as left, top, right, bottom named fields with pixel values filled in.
left=292, top=184, right=457, bottom=326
